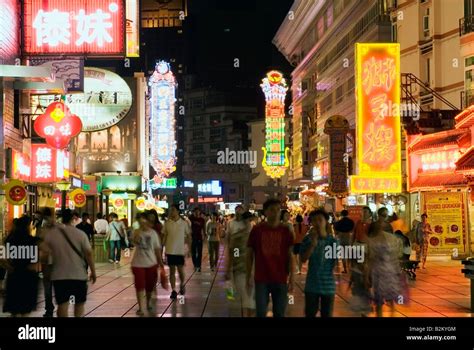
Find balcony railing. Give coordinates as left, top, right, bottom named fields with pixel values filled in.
left=460, top=16, right=474, bottom=36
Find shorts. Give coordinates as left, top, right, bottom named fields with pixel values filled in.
left=132, top=266, right=158, bottom=292
left=338, top=232, right=351, bottom=246
left=233, top=272, right=256, bottom=310
left=53, top=280, right=88, bottom=305
left=166, top=254, right=185, bottom=266
left=293, top=243, right=301, bottom=255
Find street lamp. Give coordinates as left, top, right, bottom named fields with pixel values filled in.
left=56, top=178, right=71, bottom=212
left=102, top=188, right=113, bottom=217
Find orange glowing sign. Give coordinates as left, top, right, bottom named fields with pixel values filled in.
left=350, top=43, right=402, bottom=194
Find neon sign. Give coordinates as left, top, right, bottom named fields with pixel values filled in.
left=149, top=61, right=177, bottom=184
left=11, top=151, right=31, bottom=182
left=350, top=43, right=402, bottom=194
left=31, top=144, right=69, bottom=183
left=421, top=150, right=460, bottom=172
left=197, top=180, right=222, bottom=196
left=23, top=0, right=125, bottom=56
left=260, top=71, right=289, bottom=179
left=34, top=101, right=82, bottom=149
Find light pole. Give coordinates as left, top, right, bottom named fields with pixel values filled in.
left=56, top=178, right=71, bottom=212
left=102, top=188, right=113, bottom=218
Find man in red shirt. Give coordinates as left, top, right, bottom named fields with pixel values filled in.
left=246, top=198, right=294, bottom=317
left=189, top=207, right=206, bottom=272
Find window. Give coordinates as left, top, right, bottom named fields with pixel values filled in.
left=210, top=128, right=221, bottom=137
left=317, top=17, right=325, bottom=38
left=192, top=144, right=205, bottom=154
left=210, top=142, right=220, bottom=150
left=391, top=20, right=398, bottom=42
left=210, top=114, right=221, bottom=125
left=423, top=9, right=430, bottom=36
left=466, top=0, right=474, bottom=17
left=326, top=5, right=334, bottom=28
left=426, top=58, right=431, bottom=86
left=13, top=90, right=20, bottom=129
left=192, top=129, right=204, bottom=140
left=193, top=115, right=204, bottom=126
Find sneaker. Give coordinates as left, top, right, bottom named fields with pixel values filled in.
left=170, top=290, right=178, bottom=300
left=109, top=259, right=114, bottom=263
left=179, top=286, right=186, bottom=295
left=196, top=267, right=201, bottom=272
left=136, top=309, right=144, bottom=316
left=115, top=260, right=119, bottom=264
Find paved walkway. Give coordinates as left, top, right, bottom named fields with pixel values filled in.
left=0, top=247, right=472, bottom=317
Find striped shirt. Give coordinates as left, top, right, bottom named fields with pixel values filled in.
left=300, top=234, right=337, bottom=295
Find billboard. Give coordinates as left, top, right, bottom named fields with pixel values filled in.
left=23, top=0, right=125, bottom=56
left=31, top=144, right=69, bottom=183
left=29, top=58, right=84, bottom=91
left=350, top=43, right=402, bottom=194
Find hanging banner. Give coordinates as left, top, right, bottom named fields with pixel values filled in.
left=422, top=192, right=467, bottom=255
left=34, top=101, right=83, bottom=149
left=70, top=188, right=87, bottom=208
left=3, top=180, right=28, bottom=206
left=350, top=43, right=402, bottom=194
left=324, top=115, right=349, bottom=196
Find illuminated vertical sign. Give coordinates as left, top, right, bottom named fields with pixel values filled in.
left=23, top=0, right=125, bottom=55
left=11, top=151, right=31, bottom=182
left=149, top=61, right=177, bottom=184
left=260, top=71, right=289, bottom=179
left=31, top=144, right=69, bottom=183
left=350, top=43, right=402, bottom=193
left=126, top=0, right=139, bottom=57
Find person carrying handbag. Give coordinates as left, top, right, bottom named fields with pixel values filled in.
left=106, top=213, right=128, bottom=264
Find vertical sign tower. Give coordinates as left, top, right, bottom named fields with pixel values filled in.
left=260, top=71, right=289, bottom=179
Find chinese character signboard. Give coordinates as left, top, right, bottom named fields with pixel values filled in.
left=34, top=101, right=82, bottom=149
left=31, top=144, right=70, bottom=183
left=197, top=180, right=222, bottom=196
left=23, top=0, right=125, bottom=56
left=260, top=71, right=289, bottom=179
left=350, top=43, right=402, bottom=194
left=324, top=115, right=349, bottom=196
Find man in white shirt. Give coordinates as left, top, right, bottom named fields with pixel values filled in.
left=41, top=209, right=96, bottom=318
left=94, top=213, right=109, bottom=235
left=162, top=204, right=191, bottom=300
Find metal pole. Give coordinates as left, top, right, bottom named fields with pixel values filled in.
left=466, top=191, right=472, bottom=258
left=61, top=190, right=67, bottom=212
left=105, top=195, right=110, bottom=217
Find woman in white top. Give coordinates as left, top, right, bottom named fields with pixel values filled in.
left=130, top=212, right=165, bottom=316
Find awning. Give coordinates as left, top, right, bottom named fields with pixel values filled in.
left=0, top=64, right=65, bottom=93
left=409, top=129, right=470, bottom=153
left=410, top=173, right=468, bottom=191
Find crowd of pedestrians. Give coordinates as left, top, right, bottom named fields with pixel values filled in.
left=0, top=199, right=431, bottom=318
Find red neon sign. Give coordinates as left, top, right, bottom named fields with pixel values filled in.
left=23, top=0, right=125, bottom=56
left=31, top=144, right=70, bottom=183
left=34, top=101, right=82, bottom=149
left=350, top=43, right=402, bottom=194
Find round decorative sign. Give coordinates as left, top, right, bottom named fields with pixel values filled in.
left=3, top=180, right=28, bottom=206
left=136, top=197, right=146, bottom=211
left=66, top=67, right=133, bottom=132
left=113, top=197, right=125, bottom=209
left=70, top=188, right=87, bottom=208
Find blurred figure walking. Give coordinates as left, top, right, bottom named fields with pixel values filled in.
left=293, top=214, right=308, bottom=274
